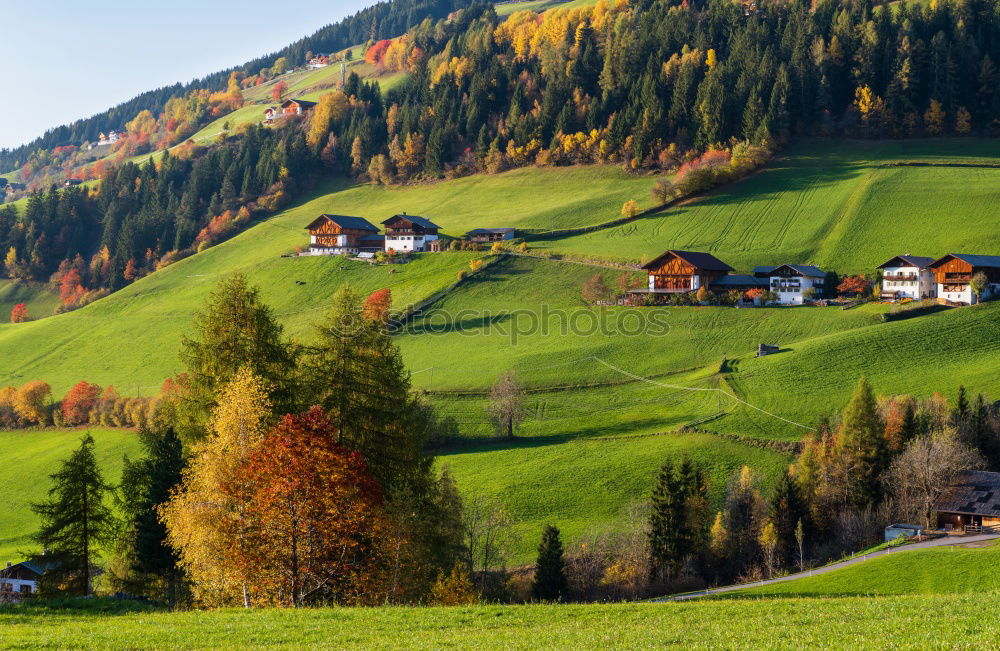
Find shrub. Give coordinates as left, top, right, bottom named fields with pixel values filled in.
left=620, top=200, right=641, bottom=219
left=428, top=566, right=478, bottom=606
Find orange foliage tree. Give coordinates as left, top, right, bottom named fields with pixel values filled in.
left=59, top=268, right=86, bottom=306
left=837, top=275, right=870, bottom=296
left=232, top=407, right=390, bottom=606
left=365, top=39, right=392, bottom=64
left=271, top=81, right=288, bottom=102
left=62, top=381, right=102, bottom=426
left=362, top=288, right=393, bottom=323
left=10, top=303, right=28, bottom=323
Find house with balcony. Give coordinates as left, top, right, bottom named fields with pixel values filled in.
left=877, top=255, right=936, bottom=300
left=264, top=99, right=317, bottom=123
left=303, top=214, right=382, bottom=255
left=638, top=250, right=734, bottom=294
left=928, top=253, right=1000, bottom=304
left=753, top=264, right=826, bottom=305
left=382, top=213, right=441, bottom=252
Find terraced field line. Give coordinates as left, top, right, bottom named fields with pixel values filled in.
left=591, top=356, right=816, bottom=431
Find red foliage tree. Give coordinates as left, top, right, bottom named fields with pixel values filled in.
left=837, top=275, right=870, bottom=296
left=229, top=407, right=389, bottom=606
left=362, top=288, right=393, bottom=323
left=59, top=268, right=86, bottom=306
left=10, top=303, right=28, bottom=323
left=62, top=381, right=102, bottom=426
left=271, top=81, right=288, bottom=102
left=123, top=258, right=138, bottom=281
left=365, top=40, right=392, bottom=65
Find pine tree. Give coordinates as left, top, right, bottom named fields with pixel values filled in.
left=832, top=377, right=887, bottom=507
left=31, top=433, right=114, bottom=596
left=117, top=428, right=186, bottom=605
left=769, top=471, right=808, bottom=568
left=531, top=525, right=567, bottom=602
left=648, top=459, right=681, bottom=580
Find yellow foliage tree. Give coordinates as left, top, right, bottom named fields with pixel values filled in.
left=428, top=565, right=478, bottom=605
left=956, top=106, right=972, bottom=134
left=705, top=48, right=717, bottom=69
left=13, top=381, right=51, bottom=425
left=924, top=99, right=946, bottom=135
left=621, top=199, right=640, bottom=218
left=160, top=368, right=272, bottom=607
left=307, top=91, right=349, bottom=148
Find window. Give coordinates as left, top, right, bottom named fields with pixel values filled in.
left=0, top=583, right=11, bottom=593
left=19, top=584, right=30, bottom=594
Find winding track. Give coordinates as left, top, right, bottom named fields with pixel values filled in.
left=660, top=533, right=1000, bottom=601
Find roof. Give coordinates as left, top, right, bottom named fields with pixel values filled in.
left=641, top=250, right=733, bottom=272
left=930, top=253, right=1000, bottom=269
left=710, top=274, right=769, bottom=288
left=877, top=255, right=936, bottom=269
left=304, top=214, right=379, bottom=232
left=282, top=98, right=317, bottom=109
left=465, top=228, right=515, bottom=235
left=935, top=470, right=1000, bottom=517
left=0, top=561, right=45, bottom=579
left=759, top=264, right=826, bottom=278
left=382, top=213, right=440, bottom=229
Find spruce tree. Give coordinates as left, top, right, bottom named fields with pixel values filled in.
left=532, top=525, right=567, bottom=602
left=117, top=428, right=186, bottom=605
left=31, top=433, right=114, bottom=596
left=833, top=377, right=887, bottom=507
left=648, top=459, right=682, bottom=580
left=769, top=471, right=808, bottom=568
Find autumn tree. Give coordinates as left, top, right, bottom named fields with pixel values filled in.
left=10, top=302, right=28, bottom=323
left=362, top=288, right=393, bottom=323
left=31, top=433, right=114, bottom=596
left=581, top=273, right=611, bottom=304
left=177, top=273, right=296, bottom=442
left=235, top=407, right=390, bottom=606
left=14, top=381, right=51, bottom=425
left=307, top=91, right=349, bottom=148
left=885, top=431, right=984, bottom=529
left=924, top=99, right=946, bottom=135
left=621, top=199, right=641, bottom=218
left=272, top=81, right=288, bottom=101
left=62, top=381, right=102, bottom=426
left=488, top=370, right=525, bottom=440
left=837, top=275, right=869, bottom=296
left=161, top=368, right=272, bottom=606
left=831, top=377, right=887, bottom=508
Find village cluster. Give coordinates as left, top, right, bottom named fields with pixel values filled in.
left=303, top=212, right=513, bottom=257
left=631, top=250, right=1000, bottom=306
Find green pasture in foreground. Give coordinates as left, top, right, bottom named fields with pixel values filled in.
left=542, top=139, right=1000, bottom=272
left=728, top=541, right=1000, bottom=598
left=0, top=428, right=141, bottom=563
left=4, top=593, right=1000, bottom=648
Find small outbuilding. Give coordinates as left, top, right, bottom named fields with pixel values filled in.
left=934, top=470, right=1000, bottom=532
left=884, top=523, right=924, bottom=542
left=464, top=228, right=516, bottom=243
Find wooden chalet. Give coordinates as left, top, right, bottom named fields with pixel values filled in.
left=304, top=214, right=381, bottom=255
left=265, top=99, right=318, bottom=123
left=635, top=250, right=734, bottom=294
left=0, top=561, right=42, bottom=602
left=928, top=253, right=1000, bottom=304
left=382, top=213, right=442, bottom=252
left=934, top=470, right=1000, bottom=532
left=464, top=228, right=516, bottom=243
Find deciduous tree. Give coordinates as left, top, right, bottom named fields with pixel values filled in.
left=10, top=302, right=27, bottom=323
left=61, top=381, right=101, bottom=426
left=488, top=371, right=525, bottom=440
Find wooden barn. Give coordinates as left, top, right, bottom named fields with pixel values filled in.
left=304, top=214, right=381, bottom=255
left=935, top=470, right=1000, bottom=532
left=928, top=253, right=1000, bottom=304
left=464, top=228, right=516, bottom=243
left=637, top=250, right=734, bottom=294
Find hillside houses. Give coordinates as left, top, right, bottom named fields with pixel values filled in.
left=464, top=228, right=516, bottom=244
left=0, top=561, right=41, bottom=602
left=303, top=213, right=441, bottom=255
left=754, top=264, right=827, bottom=305
left=928, top=254, right=1000, bottom=304
left=264, top=99, right=317, bottom=124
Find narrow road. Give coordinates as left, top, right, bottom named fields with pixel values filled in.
left=662, top=533, right=1000, bottom=601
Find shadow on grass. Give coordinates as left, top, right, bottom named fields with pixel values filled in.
left=0, top=596, right=166, bottom=616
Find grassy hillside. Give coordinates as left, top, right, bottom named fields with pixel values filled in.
left=0, top=280, right=59, bottom=321
left=5, top=593, right=1000, bottom=648
left=0, top=428, right=141, bottom=563
left=542, top=139, right=1000, bottom=272
left=729, top=541, right=1000, bottom=598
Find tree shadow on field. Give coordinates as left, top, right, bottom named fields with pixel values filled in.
left=403, top=312, right=513, bottom=335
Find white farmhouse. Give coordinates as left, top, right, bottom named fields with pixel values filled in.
left=876, top=255, right=936, bottom=300
left=754, top=264, right=826, bottom=305
left=0, top=561, right=42, bottom=602
left=381, top=213, right=441, bottom=252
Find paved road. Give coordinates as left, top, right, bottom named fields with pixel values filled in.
left=662, top=533, right=1000, bottom=601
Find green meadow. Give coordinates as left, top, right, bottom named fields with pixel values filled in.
left=4, top=139, right=1000, bottom=569
left=4, top=592, right=1000, bottom=648
left=0, top=280, right=59, bottom=320
left=725, top=540, right=1000, bottom=598
left=0, top=428, right=141, bottom=564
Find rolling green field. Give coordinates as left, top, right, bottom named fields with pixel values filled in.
left=0, top=428, right=141, bottom=563
left=728, top=541, right=1000, bottom=598
left=5, top=139, right=1000, bottom=571
left=542, top=140, right=1000, bottom=271
left=0, top=280, right=59, bottom=321
left=4, top=593, right=1000, bottom=648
